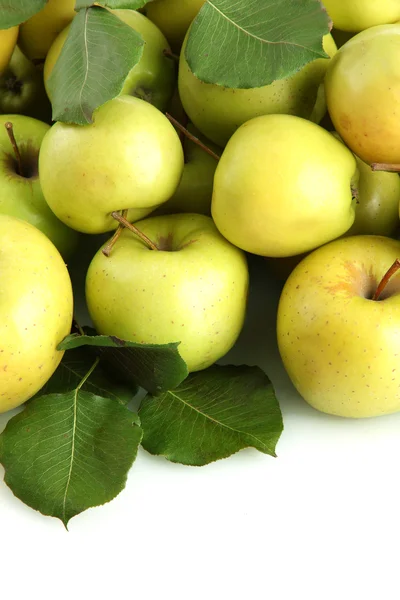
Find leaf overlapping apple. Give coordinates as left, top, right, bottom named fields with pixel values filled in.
left=0, top=0, right=399, bottom=526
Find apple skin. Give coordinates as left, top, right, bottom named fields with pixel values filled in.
left=331, top=133, right=400, bottom=237
left=0, top=46, right=52, bottom=123
left=211, top=114, right=357, bottom=258
left=0, top=26, right=18, bottom=76
left=0, top=114, right=79, bottom=258
left=178, top=32, right=337, bottom=147
left=277, top=235, right=400, bottom=418
left=39, top=96, right=185, bottom=234
left=18, top=0, right=76, bottom=62
left=145, top=0, right=205, bottom=52
left=154, top=123, right=219, bottom=216
left=86, top=213, right=249, bottom=372
left=325, top=24, right=400, bottom=165
left=0, top=214, right=73, bottom=413
left=44, top=9, right=175, bottom=112
left=322, top=0, right=400, bottom=32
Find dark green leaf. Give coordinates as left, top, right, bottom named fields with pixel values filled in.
left=0, top=362, right=142, bottom=527
left=185, top=0, right=331, bottom=88
left=59, top=333, right=189, bottom=395
left=76, top=0, right=150, bottom=8
left=0, top=0, right=47, bottom=29
left=35, top=348, right=137, bottom=406
left=48, top=6, right=144, bottom=125
left=139, top=365, right=283, bottom=466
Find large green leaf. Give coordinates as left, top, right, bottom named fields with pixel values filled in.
left=48, top=6, right=144, bottom=125
left=0, top=360, right=142, bottom=528
left=185, top=0, right=331, bottom=88
left=0, top=0, right=47, bottom=29
left=76, top=0, right=150, bottom=8
left=59, top=332, right=189, bottom=395
left=139, top=365, right=283, bottom=466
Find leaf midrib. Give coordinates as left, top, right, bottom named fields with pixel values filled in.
left=168, top=389, right=274, bottom=452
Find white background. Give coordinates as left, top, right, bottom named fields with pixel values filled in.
left=1, top=255, right=400, bottom=599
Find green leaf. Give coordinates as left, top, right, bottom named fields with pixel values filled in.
left=59, top=333, right=189, bottom=395
left=0, top=0, right=47, bottom=29
left=35, top=348, right=137, bottom=406
left=185, top=0, right=331, bottom=88
left=0, top=360, right=143, bottom=528
left=76, top=1, right=150, bottom=8
left=139, top=365, right=283, bottom=466
left=48, top=6, right=144, bottom=125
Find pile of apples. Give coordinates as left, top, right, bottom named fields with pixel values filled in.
left=1, top=0, right=400, bottom=422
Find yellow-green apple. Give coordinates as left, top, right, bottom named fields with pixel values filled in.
left=154, top=123, right=219, bottom=216
left=0, top=26, right=18, bottom=76
left=325, top=24, right=400, bottom=165
left=86, top=213, right=249, bottom=372
left=39, top=96, right=184, bottom=234
left=0, top=115, right=79, bottom=258
left=145, top=0, right=205, bottom=52
left=322, top=0, right=400, bottom=32
left=178, top=32, right=337, bottom=147
left=0, top=46, right=52, bottom=123
left=332, top=133, right=400, bottom=237
left=18, top=0, right=76, bottom=62
left=211, top=114, right=357, bottom=257
left=44, top=9, right=175, bottom=112
left=277, top=234, right=400, bottom=418
left=0, top=214, right=73, bottom=413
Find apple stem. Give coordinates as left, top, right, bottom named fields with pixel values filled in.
left=163, top=48, right=179, bottom=62
left=108, top=211, right=159, bottom=252
left=370, top=163, right=400, bottom=173
left=102, top=209, right=129, bottom=257
left=5, top=122, right=23, bottom=176
left=165, top=113, right=220, bottom=161
left=372, top=259, right=400, bottom=301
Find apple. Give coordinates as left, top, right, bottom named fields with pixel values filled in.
left=0, top=46, right=52, bottom=123
left=211, top=114, right=357, bottom=258
left=44, top=9, right=176, bottom=112
left=154, top=122, right=220, bottom=216
left=331, top=133, right=400, bottom=237
left=325, top=24, right=400, bottom=165
left=277, top=234, right=400, bottom=418
left=18, top=0, right=76, bottom=62
left=145, top=0, right=205, bottom=52
left=0, top=114, right=79, bottom=258
left=39, top=95, right=185, bottom=234
left=86, top=213, right=248, bottom=372
left=322, top=0, right=400, bottom=32
left=0, top=214, right=73, bottom=413
left=178, top=31, right=337, bottom=147
left=0, top=26, right=18, bottom=76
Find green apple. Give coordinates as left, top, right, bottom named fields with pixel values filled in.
left=0, top=214, right=73, bottom=413
left=277, top=234, right=400, bottom=418
left=145, top=0, right=205, bottom=52
left=154, top=123, right=219, bottom=216
left=332, top=133, right=400, bottom=237
left=0, top=114, right=79, bottom=258
left=322, top=0, right=400, bottom=32
left=178, top=32, right=337, bottom=147
left=86, top=213, right=249, bottom=372
left=18, top=0, right=76, bottom=62
left=0, top=26, right=18, bottom=76
left=44, top=9, right=175, bottom=112
left=211, top=114, right=357, bottom=257
left=325, top=24, right=400, bottom=165
left=0, top=46, right=52, bottom=123
left=39, top=95, right=184, bottom=234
